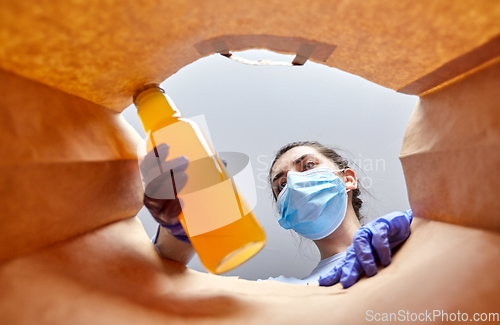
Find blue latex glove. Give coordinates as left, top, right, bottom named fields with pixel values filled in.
left=141, top=143, right=227, bottom=244
left=318, top=210, right=413, bottom=288
left=141, top=143, right=190, bottom=243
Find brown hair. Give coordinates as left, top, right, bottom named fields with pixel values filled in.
left=269, top=141, right=364, bottom=221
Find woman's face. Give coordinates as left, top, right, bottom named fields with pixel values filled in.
left=270, top=146, right=339, bottom=199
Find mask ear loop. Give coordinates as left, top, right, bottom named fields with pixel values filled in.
left=334, top=168, right=356, bottom=193
left=276, top=183, right=288, bottom=205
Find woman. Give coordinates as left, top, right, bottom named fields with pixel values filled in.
left=143, top=141, right=412, bottom=288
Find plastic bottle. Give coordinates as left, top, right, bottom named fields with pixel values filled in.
left=133, top=84, right=266, bottom=274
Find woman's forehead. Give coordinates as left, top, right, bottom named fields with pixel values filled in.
left=271, top=146, right=321, bottom=176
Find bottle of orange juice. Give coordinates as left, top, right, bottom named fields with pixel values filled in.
left=133, top=84, right=266, bottom=274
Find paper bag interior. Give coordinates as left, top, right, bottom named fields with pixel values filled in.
left=0, top=0, right=499, bottom=323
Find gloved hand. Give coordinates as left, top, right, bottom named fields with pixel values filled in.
left=140, top=143, right=190, bottom=243
left=140, top=143, right=227, bottom=244
left=318, top=210, right=413, bottom=288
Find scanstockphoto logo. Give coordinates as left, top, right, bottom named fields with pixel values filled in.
left=136, top=114, right=258, bottom=235
left=366, top=310, right=500, bottom=322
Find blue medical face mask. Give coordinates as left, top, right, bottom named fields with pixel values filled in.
left=277, top=167, right=349, bottom=240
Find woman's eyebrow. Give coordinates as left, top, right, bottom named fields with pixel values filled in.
left=272, top=171, right=284, bottom=184
left=293, top=153, right=312, bottom=166
left=272, top=153, right=316, bottom=184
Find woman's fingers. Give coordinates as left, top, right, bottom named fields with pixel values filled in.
left=158, top=198, right=183, bottom=224
left=318, top=244, right=366, bottom=288
left=142, top=155, right=188, bottom=184
left=144, top=197, right=182, bottom=225
left=372, top=223, right=392, bottom=267
left=145, top=171, right=187, bottom=199
left=140, top=144, right=188, bottom=178
left=143, top=195, right=165, bottom=215
left=162, top=156, right=188, bottom=174
left=353, top=228, right=378, bottom=277
left=143, top=156, right=189, bottom=198
left=339, top=259, right=364, bottom=289
left=140, top=146, right=191, bottom=244
left=318, top=262, right=344, bottom=286
left=339, top=245, right=365, bottom=289
left=140, top=144, right=170, bottom=174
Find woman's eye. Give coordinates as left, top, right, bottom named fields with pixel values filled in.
left=303, top=161, right=315, bottom=170
left=278, top=180, right=287, bottom=192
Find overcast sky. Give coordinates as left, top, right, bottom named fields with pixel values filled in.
left=121, top=49, right=418, bottom=280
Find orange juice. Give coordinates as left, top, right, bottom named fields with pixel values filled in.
left=134, top=84, right=266, bottom=274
